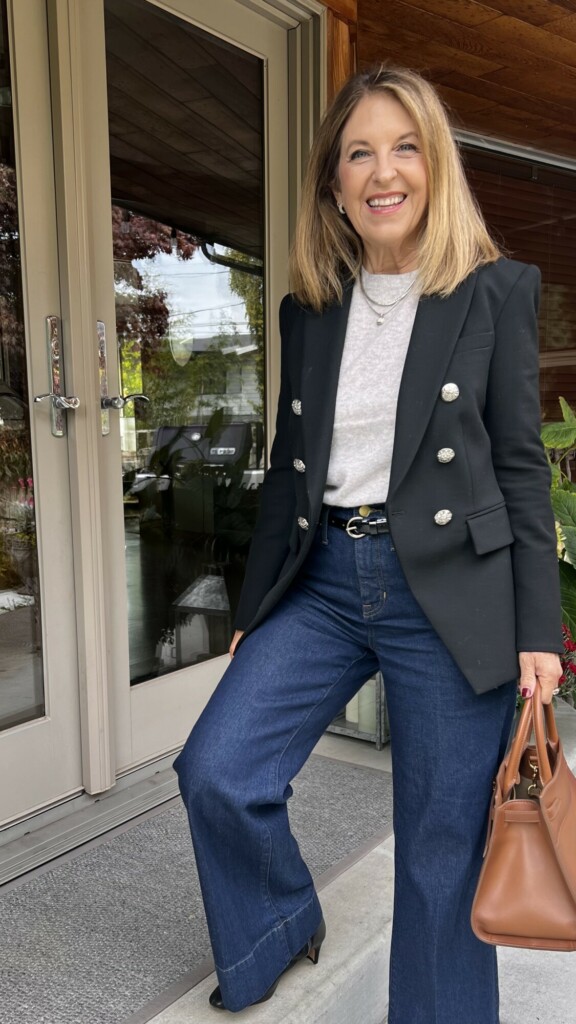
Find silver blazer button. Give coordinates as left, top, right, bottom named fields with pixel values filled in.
left=293, top=458, right=306, bottom=473
left=441, top=383, right=460, bottom=402
left=437, top=448, right=455, bottom=463
left=297, top=516, right=309, bottom=530
left=291, top=399, right=302, bottom=415
left=434, top=509, right=453, bottom=526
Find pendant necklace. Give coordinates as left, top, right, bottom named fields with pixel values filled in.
left=359, top=270, right=417, bottom=326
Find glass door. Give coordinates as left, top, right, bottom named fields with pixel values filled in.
left=70, top=0, right=289, bottom=770
left=0, top=0, right=81, bottom=824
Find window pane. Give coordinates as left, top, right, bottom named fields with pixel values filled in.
left=0, top=0, right=44, bottom=730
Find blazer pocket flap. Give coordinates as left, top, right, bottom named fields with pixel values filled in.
left=467, top=504, right=514, bottom=556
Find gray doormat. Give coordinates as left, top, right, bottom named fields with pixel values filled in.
left=0, top=754, right=393, bottom=1024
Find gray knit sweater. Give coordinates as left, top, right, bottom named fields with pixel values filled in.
left=323, top=268, right=420, bottom=507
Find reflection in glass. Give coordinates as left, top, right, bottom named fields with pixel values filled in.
left=104, top=0, right=265, bottom=684
left=0, top=0, right=44, bottom=730
left=112, top=210, right=264, bottom=683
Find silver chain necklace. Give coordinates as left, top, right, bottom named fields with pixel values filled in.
left=359, top=271, right=417, bottom=326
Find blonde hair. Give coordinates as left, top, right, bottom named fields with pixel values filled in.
left=289, top=65, right=501, bottom=311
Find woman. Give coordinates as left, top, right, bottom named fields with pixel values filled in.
left=174, top=66, right=563, bottom=1021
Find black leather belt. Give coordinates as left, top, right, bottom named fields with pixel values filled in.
left=328, top=509, right=389, bottom=539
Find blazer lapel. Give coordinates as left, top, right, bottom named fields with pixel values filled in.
left=389, top=270, right=479, bottom=495
left=300, top=284, right=353, bottom=514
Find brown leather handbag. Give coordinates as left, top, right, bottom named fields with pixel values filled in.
left=471, top=685, right=576, bottom=950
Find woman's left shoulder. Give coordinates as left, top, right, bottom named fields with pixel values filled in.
left=474, top=256, right=541, bottom=294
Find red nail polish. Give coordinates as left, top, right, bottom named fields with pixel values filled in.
left=521, top=687, right=533, bottom=699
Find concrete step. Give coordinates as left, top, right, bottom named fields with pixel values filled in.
left=144, top=700, right=576, bottom=1024
left=144, top=836, right=394, bottom=1024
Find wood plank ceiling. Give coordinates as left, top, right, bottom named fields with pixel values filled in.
left=104, top=0, right=263, bottom=258
left=357, top=0, right=576, bottom=160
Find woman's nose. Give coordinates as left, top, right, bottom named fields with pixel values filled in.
left=372, top=154, right=397, bottom=184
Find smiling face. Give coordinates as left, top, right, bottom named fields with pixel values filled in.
left=333, top=91, right=429, bottom=273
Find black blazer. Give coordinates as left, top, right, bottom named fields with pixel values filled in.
left=234, top=258, right=563, bottom=693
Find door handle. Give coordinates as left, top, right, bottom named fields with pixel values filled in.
left=101, top=393, right=150, bottom=410
left=98, top=320, right=149, bottom=435
left=34, top=392, right=80, bottom=410
left=34, top=316, right=79, bottom=436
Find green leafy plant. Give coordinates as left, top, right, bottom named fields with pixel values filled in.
left=541, top=396, right=576, bottom=704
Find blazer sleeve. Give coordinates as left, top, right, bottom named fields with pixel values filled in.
left=233, top=295, right=297, bottom=630
left=483, top=263, right=563, bottom=654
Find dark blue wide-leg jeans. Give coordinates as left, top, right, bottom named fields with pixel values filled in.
left=174, top=513, right=516, bottom=1020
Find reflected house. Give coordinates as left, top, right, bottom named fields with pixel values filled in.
left=176, top=330, right=261, bottom=422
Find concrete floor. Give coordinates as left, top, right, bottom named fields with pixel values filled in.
left=314, top=732, right=392, bottom=774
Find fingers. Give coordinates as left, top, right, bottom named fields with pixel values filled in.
left=539, top=677, right=560, bottom=705
left=518, top=651, right=537, bottom=699
left=518, top=651, right=562, bottom=704
left=229, top=629, right=245, bottom=658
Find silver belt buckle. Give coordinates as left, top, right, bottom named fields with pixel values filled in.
left=345, top=515, right=365, bottom=539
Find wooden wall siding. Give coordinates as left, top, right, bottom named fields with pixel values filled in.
left=104, top=0, right=263, bottom=257
left=323, top=0, right=358, bottom=21
left=327, top=11, right=356, bottom=97
left=323, top=0, right=358, bottom=97
left=357, top=0, right=576, bottom=160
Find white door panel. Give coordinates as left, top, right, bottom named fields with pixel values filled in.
left=0, top=0, right=81, bottom=824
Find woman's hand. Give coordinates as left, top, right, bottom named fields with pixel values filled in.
left=229, top=630, right=244, bottom=658
left=518, top=651, right=562, bottom=704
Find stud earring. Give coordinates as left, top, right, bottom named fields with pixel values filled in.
left=337, top=201, right=345, bottom=215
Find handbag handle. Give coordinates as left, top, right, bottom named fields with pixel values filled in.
left=503, top=684, right=559, bottom=795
